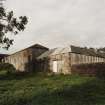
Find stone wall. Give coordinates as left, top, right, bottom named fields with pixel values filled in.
left=70, top=53, right=105, bottom=75
left=38, top=53, right=71, bottom=74
left=70, top=53, right=105, bottom=65
left=71, top=63, right=105, bottom=76
left=37, top=52, right=105, bottom=75
left=4, top=45, right=48, bottom=72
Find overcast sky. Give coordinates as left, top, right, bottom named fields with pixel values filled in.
left=1, top=0, right=105, bottom=54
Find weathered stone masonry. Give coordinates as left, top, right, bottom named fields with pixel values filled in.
left=4, top=44, right=48, bottom=72
left=2, top=44, right=105, bottom=74
left=37, top=45, right=105, bottom=74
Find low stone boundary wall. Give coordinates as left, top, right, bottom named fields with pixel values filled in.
left=71, top=63, right=105, bottom=76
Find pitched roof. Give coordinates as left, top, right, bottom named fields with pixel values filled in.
left=37, top=46, right=72, bottom=59
left=9, top=44, right=49, bottom=56
left=37, top=45, right=105, bottom=60
left=37, top=48, right=57, bottom=59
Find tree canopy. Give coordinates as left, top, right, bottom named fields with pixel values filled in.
left=0, top=7, right=28, bottom=49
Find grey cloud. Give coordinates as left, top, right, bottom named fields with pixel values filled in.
left=1, top=0, right=105, bottom=54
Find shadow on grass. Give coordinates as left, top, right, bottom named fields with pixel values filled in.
left=0, top=72, right=38, bottom=80
left=30, top=78, right=105, bottom=105
left=1, top=72, right=105, bottom=105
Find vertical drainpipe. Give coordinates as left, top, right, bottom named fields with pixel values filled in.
left=69, top=52, right=72, bottom=74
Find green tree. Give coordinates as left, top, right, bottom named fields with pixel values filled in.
left=0, top=7, right=28, bottom=49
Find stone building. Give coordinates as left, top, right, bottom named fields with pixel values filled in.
left=4, top=44, right=49, bottom=72
left=2, top=44, right=105, bottom=74
left=37, top=45, right=105, bottom=74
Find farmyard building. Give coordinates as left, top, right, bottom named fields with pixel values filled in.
left=2, top=44, right=105, bottom=74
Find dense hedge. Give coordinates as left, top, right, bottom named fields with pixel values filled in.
left=0, top=63, right=16, bottom=73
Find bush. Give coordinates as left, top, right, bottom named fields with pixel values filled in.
left=0, top=63, right=16, bottom=74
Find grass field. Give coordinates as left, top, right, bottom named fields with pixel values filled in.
left=0, top=71, right=105, bottom=105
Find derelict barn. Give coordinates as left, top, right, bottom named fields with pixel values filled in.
left=2, top=44, right=105, bottom=74
left=37, top=46, right=105, bottom=74
left=4, top=44, right=49, bottom=72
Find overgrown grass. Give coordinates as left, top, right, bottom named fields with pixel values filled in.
left=0, top=71, right=105, bottom=105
